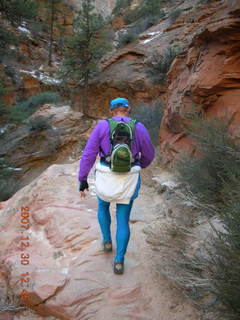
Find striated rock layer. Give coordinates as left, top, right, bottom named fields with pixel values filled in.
left=0, top=104, right=93, bottom=188
left=160, top=0, right=240, bottom=164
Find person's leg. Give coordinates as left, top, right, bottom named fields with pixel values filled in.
left=97, top=197, right=112, bottom=243
left=115, top=200, right=134, bottom=263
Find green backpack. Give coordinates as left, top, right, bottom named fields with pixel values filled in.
left=106, top=118, right=137, bottom=173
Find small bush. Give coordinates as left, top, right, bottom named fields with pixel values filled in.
left=123, top=0, right=165, bottom=25
left=27, top=116, right=51, bottom=132
left=175, top=115, right=240, bottom=319
left=123, top=7, right=140, bottom=24
left=146, top=47, right=179, bottom=84
left=0, top=157, right=20, bottom=201
left=0, top=178, right=20, bottom=201
left=117, top=31, right=138, bottom=47
left=169, top=8, right=182, bottom=23
left=131, top=101, right=163, bottom=144
left=198, top=0, right=215, bottom=4
left=16, top=91, right=61, bottom=112
left=113, top=0, right=132, bottom=16
left=138, top=0, right=164, bottom=19
left=177, top=116, right=238, bottom=205
left=1, top=91, right=61, bottom=123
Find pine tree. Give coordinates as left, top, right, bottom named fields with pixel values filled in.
left=0, top=0, right=38, bottom=60
left=61, top=0, right=111, bottom=114
left=0, top=0, right=38, bottom=26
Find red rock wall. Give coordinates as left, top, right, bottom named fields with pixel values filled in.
left=160, top=0, right=240, bottom=164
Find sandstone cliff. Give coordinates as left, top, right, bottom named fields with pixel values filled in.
left=74, top=0, right=240, bottom=164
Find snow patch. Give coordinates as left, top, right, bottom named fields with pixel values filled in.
left=0, top=128, right=6, bottom=134
left=152, top=177, right=178, bottom=189
left=141, top=31, right=163, bottom=44
left=9, top=167, right=23, bottom=171
left=20, top=69, right=62, bottom=85
left=160, top=181, right=178, bottom=189
left=18, top=26, right=31, bottom=34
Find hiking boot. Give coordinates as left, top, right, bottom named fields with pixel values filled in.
left=103, top=241, right=112, bottom=253
left=113, top=261, right=124, bottom=275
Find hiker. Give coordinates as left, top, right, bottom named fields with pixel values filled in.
left=78, top=97, right=155, bottom=274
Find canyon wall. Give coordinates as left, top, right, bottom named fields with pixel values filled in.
left=75, top=0, right=240, bottom=163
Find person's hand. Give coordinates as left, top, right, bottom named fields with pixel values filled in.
left=79, top=181, right=89, bottom=198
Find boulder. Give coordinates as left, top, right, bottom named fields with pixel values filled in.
left=0, top=104, right=93, bottom=188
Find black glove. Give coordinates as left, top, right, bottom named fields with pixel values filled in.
left=79, top=181, right=89, bottom=192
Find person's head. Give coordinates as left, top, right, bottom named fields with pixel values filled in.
left=109, top=97, right=131, bottom=116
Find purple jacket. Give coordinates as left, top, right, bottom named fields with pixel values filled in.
left=78, top=116, right=155, bottom=181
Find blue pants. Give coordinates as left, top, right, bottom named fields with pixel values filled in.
left=97, top=197, right=134, bottom=263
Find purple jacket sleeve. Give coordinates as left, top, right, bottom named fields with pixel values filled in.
left=78, top=121, right=104, bottom=181
left=135, top=122, right=155, bottom=168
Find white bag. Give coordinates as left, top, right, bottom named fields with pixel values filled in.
left=95, top=162, right=141, bottom=204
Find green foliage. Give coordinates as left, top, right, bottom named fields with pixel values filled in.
left=169, top=8, right=182, bottom=22
left=0, top=29, right=17, bottom=62
left=0, top=0, right=38, bottom=60
left=0, top=157, right=20, bottom=201
left=176, top=116, right=240, bottom=318
left=113, top=0, right=132, bottom=16
left=27, top=116, right=51, bottom=132
left=146, top=47, right=180, bottom=84
left=138, top=0, right=164, bottom=17
left=123, top=0, right=165, bottom=25
left=0, top=157, right=12, bottom=177
left=61, top=0, right=111, bottom=84
left=131, top=101, right=163, bottom=145
left=0, top=0, right=38, bottom=25
left=177, top=117, right=238, bottom=204
left=123, top=7, right=140, bottom=24
left=198, top=0, right=215, bottom=5
left=0, top=81, right=5, bottom=97
left=1, top=91, right=61, bottom=123
left=117, top=31, right=138, bottom=47
left=120, top=0, right=165, bottom=47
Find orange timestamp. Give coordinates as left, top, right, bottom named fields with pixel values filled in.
left=19, top=206, right=32, bottom=303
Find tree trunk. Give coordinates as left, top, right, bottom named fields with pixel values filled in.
left=82, top=73, right=89, bottom=116
left=48, top=0, right=54, bottom=66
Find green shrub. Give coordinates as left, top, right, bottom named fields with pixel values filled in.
left=138, top=0, right=164, bottom=18
left=2, top=91, right=61, bottom=123
left=0, top=157, right=20, bottom=201
left=123, top=7, right=140, bottom=24
left=169, top=8, right=182, bottom=22
left=146, top=47, right=179, bottom=84
left=27, top=116, right=51, bottom=131
left=123, top=0, right=165, bottom=25
left=198, top=0, right=215, bottom=4
left=113, top=0, right=132, bottom=16
left=0, top=0, right=38, bottom=26
left=117, top=31, right=138, bottom=47
left=177, top=117, right=238, bottom=205
left=16, top=91, right=61, bottom=112
left=175, top=115, right=240, bottom=319
left=0, top=29, right=17, bottom=62
left=131, top=101, right=163, bottom=144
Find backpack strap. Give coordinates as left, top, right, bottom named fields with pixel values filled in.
left=107, top=118, right=118, bottom=141
left=126, top=119, right=138, bottom=140
left=107, top=118, right=138, bottom=140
